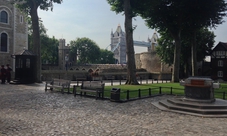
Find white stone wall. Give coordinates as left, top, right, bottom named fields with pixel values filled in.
left=135, top=51, right=172, bottom=73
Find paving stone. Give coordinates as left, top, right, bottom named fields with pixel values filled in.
left=0, top=83, right=227, bottom=135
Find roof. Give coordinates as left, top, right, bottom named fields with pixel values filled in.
left=211, top=42, right=227, bottom=53
left=219, top=42, right=227, bottom=50
left=12, top=49, right=36, bottom=56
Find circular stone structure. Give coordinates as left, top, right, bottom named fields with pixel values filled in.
left=181, top=77, right=216, bottom=103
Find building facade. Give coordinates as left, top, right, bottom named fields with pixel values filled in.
left=210, top=42, right=227, bottom=81
left=0, top=1, right=28, bottom=68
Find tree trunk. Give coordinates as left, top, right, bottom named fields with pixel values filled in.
left=191, top=31, right=197, bottom=76
left=30, top=5, right=41, bottom=83
left=124, top=0, right=139, bottom=85
left=172, top=34, right=181, bottom=82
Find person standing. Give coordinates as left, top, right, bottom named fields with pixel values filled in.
left=6, top=64, right=12, bottom=83
left=1, top=65, right=6, bottom=84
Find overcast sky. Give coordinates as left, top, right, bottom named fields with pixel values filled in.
left=38, top=0, right=227, bottom=53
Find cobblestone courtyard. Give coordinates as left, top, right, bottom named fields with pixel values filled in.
left=0, top=83, right=227, bottom=136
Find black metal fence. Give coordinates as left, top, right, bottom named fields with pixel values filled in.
left=109, top=86, right=185, bottom=102
left=108, top=86, right=227, bottom=103
left=73, top=79, right=171, bottom=87
left=69, top=81, right=227, bottom=103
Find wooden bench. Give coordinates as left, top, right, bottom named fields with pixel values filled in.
left=75, top=75, right=87, bottom=81
left=73, top=81, right=105, bottom=99
left=105, top=75, right=115, bottom=80
left=45, top=78, right=71, bottom=93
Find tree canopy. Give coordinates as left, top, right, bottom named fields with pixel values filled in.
left=14, top=0, right=63, bottom=82
left=136, top=0, right=227, bottom=82
left=28, top=19, right=59, bottom=65
left=99, top=49, right=115, bottom=64
left=70, top=37, right=101, bottom=64
left=107, top=0, right=139, bottom=85
left=156, top=28, right=215, bottom=78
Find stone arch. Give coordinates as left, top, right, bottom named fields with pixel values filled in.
left=0, top=6, right=13, bottom=25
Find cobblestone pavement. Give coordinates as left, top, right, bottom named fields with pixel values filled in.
left=0, top=83, right=227, bottom=136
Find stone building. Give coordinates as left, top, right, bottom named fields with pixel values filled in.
left=0, top=1, right=28, bottom=69
left=210, top=42, right=227, bottom=81
left=58, top=39, right=70, bottom=70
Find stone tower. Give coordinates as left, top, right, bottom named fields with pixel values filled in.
left=58, top=39, right=70, bottom=70
left=147, top=32, right=159, bottom=52
left=0, top=1, right=28, bottom=69
left=110, top=24, right=126, bottom=64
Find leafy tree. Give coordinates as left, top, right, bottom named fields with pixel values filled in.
left=99, top=49, right=115, bottom=64
left=14, top=0, right=63, bottom=82
left=157, top=28, right=215, bottom=78
left=28, top=18, right=59, bottom=65
left=70, top=38, right=100, bottom=64
left=136, top=0, right=227, bottom=82
left=40, top=36, right=59, bottom=64
left=136, top=0, right=185, bottom=82
left=181, top=0, right=227, bottom=76
left=107, top=0, right=139, bottom=85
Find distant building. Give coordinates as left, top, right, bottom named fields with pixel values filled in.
left=210, top=42, right=227, bottom=81
left=58, top=39, right=70, bottom=70
left=0, top=1, right=28, bottom=68
left=110, top=24, right=126, bottom=64
left=110, top=24, right=159, bottom=64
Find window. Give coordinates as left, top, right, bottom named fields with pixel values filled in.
left=16, top=58, right=23, bottom=68
left=216, top=51, right=225, bottom=56
left=0, top=11, right=8, bottom=23
left=218, top=71, right=223, bottom=77
left=0, top=33, right=7, bottom=52
left=20, top=15, right=23, bottom=23
left=218, top=60, right=223, bottom=67
left=26, top=59, right=30, bottom=68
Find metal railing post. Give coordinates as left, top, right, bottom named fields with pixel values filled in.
left=159, top=87, right=162, bottom=94
left=223, top=92, right=226, bottom=100
left=149, top=88, right=151, bottom=96
left=127, top=90, right=129, bottom=100
left=138, top=89, right=141, bottom=98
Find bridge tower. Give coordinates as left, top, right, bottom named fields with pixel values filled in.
left=148, top=31, right=159, bottom=52
left=110, top=24, right=126, bottom=64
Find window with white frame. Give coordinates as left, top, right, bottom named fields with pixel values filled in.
left=218, top=60, right=223, bottom=67
left=216, top=51, right=225, bottom=56
left=217, top=71, right=223, bottom=77
left=0, top=11, right=8, bottom=23
left=0, top=33, right=7, bottom=52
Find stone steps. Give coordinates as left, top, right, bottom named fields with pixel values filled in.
left=167, top=98, right=227, bottom=109
left=152, top=97, right=227, bottom=117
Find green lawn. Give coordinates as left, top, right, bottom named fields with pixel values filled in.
left=104, top=83, right=184, bottom=100
left=71, top=83, right=227, bottom=100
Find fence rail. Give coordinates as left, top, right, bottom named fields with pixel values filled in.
left=106, top=86, right=227, bottom=102
left=71, top=82, right=227, bottom=103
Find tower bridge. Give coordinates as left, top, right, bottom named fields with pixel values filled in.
left=108, top=24, right=158, bottom=64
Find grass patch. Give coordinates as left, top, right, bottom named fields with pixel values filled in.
left=70, top=83, right=227, bottom=100
left=104, top=83, right=184, bottom=100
